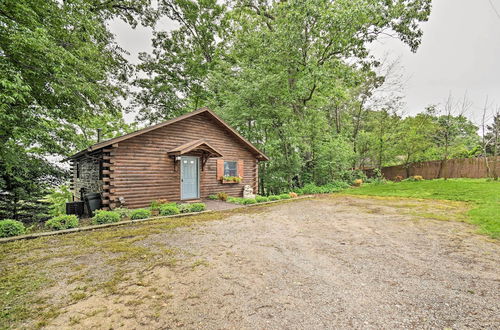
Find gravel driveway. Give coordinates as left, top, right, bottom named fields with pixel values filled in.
left=47, top=196, right=499, bottom=329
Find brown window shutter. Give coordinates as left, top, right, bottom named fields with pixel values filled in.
left=237, top=160, right=244, bottom=178
left=216, top=159, right=224, bottom=179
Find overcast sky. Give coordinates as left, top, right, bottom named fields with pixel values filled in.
left=109, top=0, right=500, bottom=125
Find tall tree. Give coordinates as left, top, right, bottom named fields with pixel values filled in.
left=134, top=0, right=226, bottom=123
left=0, top=0, right=153, bottom=220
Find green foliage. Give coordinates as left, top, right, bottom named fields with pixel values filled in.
left=177, top=203, right=206, bottom=213
left=278, top=194, right=291, bottom=200
left=150, top=200, right=171, bottom=211
left=136, top=0, right=433, bottom=194
left=221, top=176, right=241, bottom=183
left=294, top=182, right=350, bottom=195
left=0, top=219, right=26, bottom=237
left=346, top=179, right=500, bottom=238
left=159, top=205, right=180, bottom=216
left=226, top=197, right=249, bottom=204
left=130, top=209, right=152, bottom=220
left=189, top=203, right=206, bottom=212
left=268, top=196, right=281, bottom=201
left=207, top=194, right=218, bottom=200
left=92, top=210, right=121, bottom=224
left=113, top=208, right=131, bottom=219
left=0, top=0, right=152, bottom=225
left=45, top=215, right=78, bottom=231
left=177, top=204, right=191, bottom=213
left=255, top=196, right=269, bottom=203
left=43, top=185, right=72, bottom=217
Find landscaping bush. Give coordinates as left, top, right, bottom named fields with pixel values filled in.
left=45, top=215, right=79, bottom=230
left=189, top=203, right=206, bottom=212
left=178, top=204, right=191, bottom=213
left=278, top=193, right=291, bottom=199
left=113, top=208, right=131, bottom=219
left=130, top=208, right=152, bottom=220
left=208, top=194, right=218, bottom=200
left=159, top=204, right=180, bottom=216
left=241, top=198, right=257, bottom=205
left=268, top=195, right=280, bottom=201
left=294, top=182, right=350, bottom=195
left=217, top=192, right=228, bottom=201
left=227, top=197, right=247, bottom=204
left=255, top=196, right=269, bottom=203
left=150, top=199, right=170, bottom=211
left=92, top=210, right=121, bottom=224
left=0, top=219, right=26, bottom=238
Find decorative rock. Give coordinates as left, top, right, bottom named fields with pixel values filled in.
left=243, top=185, right=256, bottom=199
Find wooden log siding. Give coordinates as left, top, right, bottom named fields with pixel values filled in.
left=110, top=112, right=259, bottom=209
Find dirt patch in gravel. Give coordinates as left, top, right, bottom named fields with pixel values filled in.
left=4, top=196, right=499, bottom=329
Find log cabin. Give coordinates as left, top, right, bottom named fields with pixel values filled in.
left=68, top=107, right=268, bottom=209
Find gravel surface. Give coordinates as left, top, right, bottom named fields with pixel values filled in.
left=48, top=196, right=500, bottom=329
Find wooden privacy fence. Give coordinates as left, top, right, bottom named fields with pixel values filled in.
left=366, top=157, right=500, bottom=180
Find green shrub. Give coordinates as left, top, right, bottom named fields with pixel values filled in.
left=278, top=193, right=291, bottom=199
left=268, top=195, right=280, bottom=201
left=207, top=194, right=218, bottom=200
left=189, top=203, right=206, bottom=212
left=294, top=182, right=350, bottom=195
left=43, top=185, right=72, bottom=216
left=0, top=219, right=26, bottom=238
left=92, top=210, right=121, bottom=224
left=242, top=198, right=257, bottom=205
left=178, top=204, right=191, bottom=213
left=113, top=208, right=131, bottom=219
left=159, top=204, right=180, bottom=216
left=227, top=197, right=245, bottom=204
left=150, top=199, right=170, bottom=211
left=45, top=215, right=79, bottom=230
left=255, top=196, right=269, bottom=203
left=130, top=208, right=152, bottom=220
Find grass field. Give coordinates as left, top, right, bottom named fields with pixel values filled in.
left=344, top=179, right=500, bottom=238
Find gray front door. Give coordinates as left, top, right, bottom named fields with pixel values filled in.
left=181, top=156, right=199, bottom=200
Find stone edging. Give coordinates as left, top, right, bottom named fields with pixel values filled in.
left=0, top=196, right=312, bottom=244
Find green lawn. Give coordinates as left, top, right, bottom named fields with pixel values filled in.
left=343, top=179, right=500, bottom=238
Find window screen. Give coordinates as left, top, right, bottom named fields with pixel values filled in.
left=224, top=161, right=237, bottom=177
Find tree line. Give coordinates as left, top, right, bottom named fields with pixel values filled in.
left=1, top=0, right=498, bottom=221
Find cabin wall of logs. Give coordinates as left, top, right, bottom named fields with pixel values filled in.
left=70, top=112, right=261, bottom=210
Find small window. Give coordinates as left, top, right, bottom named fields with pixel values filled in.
left=76, top=163, right=80, bottom=179
left=224, top=161, right=237, bottom=177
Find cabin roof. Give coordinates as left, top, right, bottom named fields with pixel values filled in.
left=69, top=107, right=269, bottom=161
